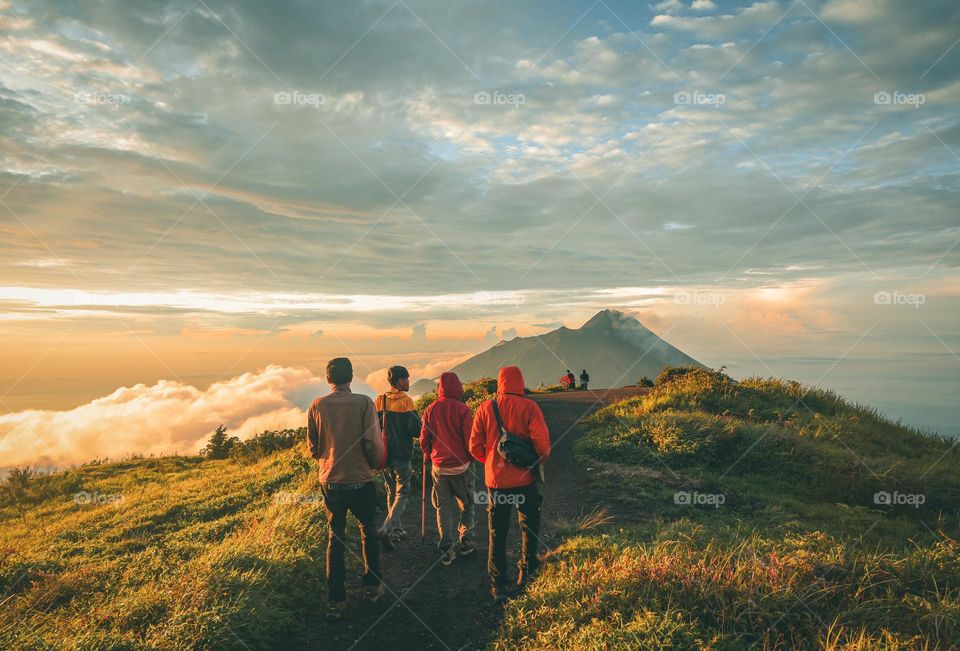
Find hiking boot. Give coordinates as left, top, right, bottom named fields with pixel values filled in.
left=440, top=547, right=458, bottom=566
left=376, top=528, right=396, bottom=552
left=456, top=540, right=477, bottom=557
left=326, top=600, right=348, bottom=620
left=362, top=583, right=385, bottom=603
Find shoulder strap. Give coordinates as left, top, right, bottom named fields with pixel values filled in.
left=491, top=397, right=505, bottom=431
left=380, top=393, right=389, bottom=434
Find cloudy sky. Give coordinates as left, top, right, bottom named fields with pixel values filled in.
left=1, top=0, right=958, bottom=466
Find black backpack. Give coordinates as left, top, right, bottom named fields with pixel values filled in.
left=492, top=399, right=540, bottom=470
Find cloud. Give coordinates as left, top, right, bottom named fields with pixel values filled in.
left=411, top=323, right=427, bottom=341
left=0, top=365, right=376, bottom=469
left=363, top=351, right=476, bottom=394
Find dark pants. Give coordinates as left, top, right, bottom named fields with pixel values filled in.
left=487, top=483, right=541, bottom=588
left=321, top=482, right=381, bottom=602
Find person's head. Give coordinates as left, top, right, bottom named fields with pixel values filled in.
left=326, top=357, right=353, bottom=387
left=566, top=369, right=571, bottom=374
left=582, top=369, right=587, bottom=373
left=387, top=365, right=410, bottom=391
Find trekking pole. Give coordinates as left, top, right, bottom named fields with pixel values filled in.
left=420, top=452, right=427, bottom=543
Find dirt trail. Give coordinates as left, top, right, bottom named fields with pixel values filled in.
left=317, top=387, right=645, bottom=651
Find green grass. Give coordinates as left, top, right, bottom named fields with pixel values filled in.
left=0, top=451, right=341, bottom=649
left=495, top=368, right=960, bottom=650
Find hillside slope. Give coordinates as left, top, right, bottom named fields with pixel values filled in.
left=496, top=368, right=960, bottom=649
left=451, top=309, right=704, bottom=388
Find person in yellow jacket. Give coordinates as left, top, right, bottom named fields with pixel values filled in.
left=375, top=366, right=422, bottom=546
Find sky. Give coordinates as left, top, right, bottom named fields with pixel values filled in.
left=1, top=0, right=958, bottom=467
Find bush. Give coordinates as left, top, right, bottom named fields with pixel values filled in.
left=638, top=376, right=654, bottom=387
left=654, top=365, right=703, bottom=386
left=229, top=428, right=303, bottom=464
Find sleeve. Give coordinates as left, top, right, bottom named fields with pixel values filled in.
left=363, top=397, right=387, bottom=470
left=307, top=404, right=321, bottom=460
left=527, top=403, right=551, bottom=462
left=460, top=403, right=474, bottom=452
left=469, top=404, right=487, bottom=463
left=406, top=400, right=422, bottom=441
left=419, top=404, right=433, bottom=457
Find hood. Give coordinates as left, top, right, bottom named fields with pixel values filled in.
left=437, top=372, right=463, bottom=399
left=497, top=366, right=525, bottom=396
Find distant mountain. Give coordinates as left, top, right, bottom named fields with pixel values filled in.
left=450, top=309, right=704, bottom=389
left=409, top=378, right=438, bottom=397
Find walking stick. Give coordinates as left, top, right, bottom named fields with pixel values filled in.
left=420, top=452, right=427, bottom=543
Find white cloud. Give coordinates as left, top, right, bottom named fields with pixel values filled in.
left=0, top=365, right=376, bottom=469
left=691, top=0, right=717, bottom=10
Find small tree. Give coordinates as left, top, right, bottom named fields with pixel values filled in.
left=638, top=376, right=654, bottom=388
left=201, top=425, right=239, bottom=460
left=4, top=467, right=34, bottom=519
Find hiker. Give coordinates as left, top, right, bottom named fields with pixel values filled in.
left=579, top=369, right=589, bottom=391
left=376, top=365, right=422, bottom=547
left=420, top=372, right=477, bottom=565
left=565, top=370, right=576, bottom=391
left=469, top=366, right=551, bottom=602
left=308, top=357, right=387, bottom=619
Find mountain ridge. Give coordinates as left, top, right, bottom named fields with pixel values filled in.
left=449, top=309, right=704, bottom=389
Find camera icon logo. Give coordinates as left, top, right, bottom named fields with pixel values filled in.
left=674, top=91, right=692, bottom=105
left=474, top=91, right=492, bottom=105
left=874, top=491, right=891, bottom=505
left=873, top=91, right=892, bottom=105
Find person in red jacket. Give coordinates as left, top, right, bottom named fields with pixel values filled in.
left=469, top=366, right=550, bottom=602
left=420, top=372, right=477, bottom=566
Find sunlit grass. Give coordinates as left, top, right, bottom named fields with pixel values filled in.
left=494, top=368, right=960, bottom=650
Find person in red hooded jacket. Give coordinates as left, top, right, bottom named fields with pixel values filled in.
left=469, top=366, right=550, bottom=602
left=420, top=372, right=477, bottom=566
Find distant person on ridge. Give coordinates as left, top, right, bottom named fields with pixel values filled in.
left=566, top=370, right=576, bottom=391
left=579, top=369, right=589, bottom=391
left=308, top=357, right=387, bottom=619
left=376, top=365, right=422, bottom=547
left=420, top=371, right=477, bottom=566
left=470, top=366, right=551, bottom=602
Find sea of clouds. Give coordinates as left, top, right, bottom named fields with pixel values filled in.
left=0, top=365, right=380, bottom=470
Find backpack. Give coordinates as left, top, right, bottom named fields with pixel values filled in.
left=492, top=398, right=540, bottom=470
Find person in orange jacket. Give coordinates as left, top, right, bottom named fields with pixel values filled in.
left=469, top=366, right=550, bottom=602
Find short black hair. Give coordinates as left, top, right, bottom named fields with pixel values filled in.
left=387, top=365, right=409, bottom=387
left=327, top=357, right=353, bottom=385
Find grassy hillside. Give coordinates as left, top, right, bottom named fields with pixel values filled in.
left=1, top=383, right=503, bottom=650
left=0, top=449, right=335, bottom=649
left=495, top=368, right=960, bottom=649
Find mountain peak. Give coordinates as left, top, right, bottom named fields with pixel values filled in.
left=581, top=308, right=644, bottom=331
